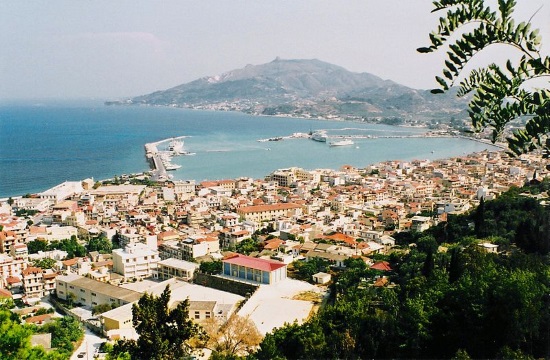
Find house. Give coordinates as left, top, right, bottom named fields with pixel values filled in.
left=312, top=272, right=331, bottom=284
left=222, top=254, right=287, bottom=285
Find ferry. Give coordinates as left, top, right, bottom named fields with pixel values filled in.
left=311, top=131, right=327, bottom=142
left=329, top=139, right=354, bottom=147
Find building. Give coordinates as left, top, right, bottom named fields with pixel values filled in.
left=236, top=203, right=302, bottom=224
left=21, top=267, right=57, bottom=302
left=154, top=258, right=199, bottom=281
left=112, top=243, right=159, bottom=280
left=56, top=274, right=141, bottom=308
left=39, top=181, right=84, bottom=204
left=222, top=254, right=287, bottom=285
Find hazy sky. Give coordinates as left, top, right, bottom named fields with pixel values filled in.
left=1, top=1, right=548, bottom=99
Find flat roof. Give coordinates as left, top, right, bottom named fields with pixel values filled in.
left=158, top=258, right=199, bottom=270
left=61, top=275, right=142, bottom=303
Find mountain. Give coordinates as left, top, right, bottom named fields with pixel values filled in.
left=112, top=58, right=468, bottom=123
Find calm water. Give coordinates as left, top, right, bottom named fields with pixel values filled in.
left=0, top=100, right=498, bottom=198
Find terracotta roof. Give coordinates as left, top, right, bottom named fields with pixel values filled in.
left=223, top=254, right=286, bottom=272
left=25, top=314, right=53, bottom=324
left=22, top=267, right=43, bottom=276
left=6, top=276, right=21, bottom=284
left=370, top=261, right=393, bottom=271
left=0, top=288, right=12, bottom=298
left=238, top=203, right=301, bottom=214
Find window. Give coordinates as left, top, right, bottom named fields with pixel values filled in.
left=205, top=312, right=211, bottom=319
left=91, top=292, right=96, bottom=296
left=80, top=289, right=85, bottom=293
left=69, top=285, right=74, bottom=289
left=195, top=311, right=200, bottom=319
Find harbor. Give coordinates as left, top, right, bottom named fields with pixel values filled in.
left=144, top=136, right=193, bottom=181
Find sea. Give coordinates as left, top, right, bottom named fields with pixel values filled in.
left=0, top=99, right=500, bottom=198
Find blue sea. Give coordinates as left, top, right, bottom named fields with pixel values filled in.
left=0, top=100, right=499, bottom=198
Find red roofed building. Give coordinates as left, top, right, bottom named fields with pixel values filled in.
left=370, top=261, right=393, bottom=272
left=222, top=254, right=287, bottom=285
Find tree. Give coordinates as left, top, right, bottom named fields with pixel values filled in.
left=32, top=258, right=57, bottom=269
left=202, top=314, right=262, bottom=357
left=419, top=0, right=550, bottom=156
left=199, top=260, right=222, bottom=275
left=235, top=238, right=260, bottom=255
left=111, top=285, right=204, bottom=360
left=27, top=239, right=48, bottom=254
left=87, top=235, right=113, bottom=254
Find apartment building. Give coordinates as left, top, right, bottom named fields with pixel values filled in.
left=112, top=243, right=159, bottom=280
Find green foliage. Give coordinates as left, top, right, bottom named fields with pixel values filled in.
left=87, top=235, right=113, bottom=254
left=27, top=239, right=49, bottom=254
left=32, top=258, right=57, bottom=270
left=292, top=258, right=330, bottom=281
left=256, top=243, right=550, bottom=359
left=92, top=303, right=118, bottom=315
left=199, top=260, right=222, bottom=275
left=235, top=238, right=260, bottom=255
left=0, top=309, right=77, bottom=360
left=419, top=0, right=550, bottom=156
left=37, top=316, right=84, bottom=356
left=48, top=236, right=86, bottom=259
left=110, top=285, right=204, bottom=360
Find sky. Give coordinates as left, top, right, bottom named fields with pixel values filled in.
left=1, top=0, right=548, bottom=100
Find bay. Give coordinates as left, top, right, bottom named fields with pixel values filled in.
left=0, top=100, right=499, bottom=198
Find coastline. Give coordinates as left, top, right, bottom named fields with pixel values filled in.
left=1, top=102, right=503, bottom=199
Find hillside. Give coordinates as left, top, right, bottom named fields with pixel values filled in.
left=109, top=58, right=469, bottom=123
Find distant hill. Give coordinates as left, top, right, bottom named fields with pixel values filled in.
left=109, top=58, right=469, bottom=123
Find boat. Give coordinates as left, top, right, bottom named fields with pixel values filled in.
left=311, top=131, right=327, bottom=142
left=165, top=163, right=182, bottom=171
left=329, top=139, right=354, bottom=147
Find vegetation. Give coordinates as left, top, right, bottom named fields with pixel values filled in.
left=32, top=258, right=57, bottom=269
left=109, top=285, right=204, bottom=360
left=0, top=309, right=83, bottom=360
left=87, top=235, right=113, bottom=254
left=200, top=314, right=262, bottom=358
left=235, top=238, right=260, bottom=255
left=418, top=0, right=550, bottom=156
left=253, top=184, right=550, bottom=359
left=199, top=260, right=222, bottom=275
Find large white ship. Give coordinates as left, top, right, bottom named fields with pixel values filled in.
left=329, top=138, right=354, bottom=147
left=311, top=131, right=327, bottom=142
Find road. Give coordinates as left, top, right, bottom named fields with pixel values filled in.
left=71, top=328, right=105, bottom=360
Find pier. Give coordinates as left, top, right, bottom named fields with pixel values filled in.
left=144, top=136, right=187, bottom=181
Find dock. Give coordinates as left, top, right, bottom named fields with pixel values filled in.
left=144, top=136, right=186, bottom=181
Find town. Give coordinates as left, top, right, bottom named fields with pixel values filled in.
left=0, top=149, right=547, bottom=358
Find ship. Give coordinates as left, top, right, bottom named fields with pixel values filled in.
left=311, top=131, right=327, bottom=142
left=329, top=139, right=354, bottom=147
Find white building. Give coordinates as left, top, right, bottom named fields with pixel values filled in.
left=39, top=181, right=84, bottom=204
left=112, top=243, right=159, bottom=280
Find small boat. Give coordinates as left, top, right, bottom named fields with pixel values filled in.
left=329, top=139, right=354, bottom=147
left=165, top=164, right=182, bottom=171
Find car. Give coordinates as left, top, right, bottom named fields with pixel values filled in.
left=77, top=352, right=86, bottom=358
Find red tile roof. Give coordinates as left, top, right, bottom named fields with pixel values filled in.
left=223, top=254, right=286, bottom=272
left=370, top=261, right=393, bottom=271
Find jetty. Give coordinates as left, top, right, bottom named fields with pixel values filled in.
left=144, top=136, right=187, bottom=181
